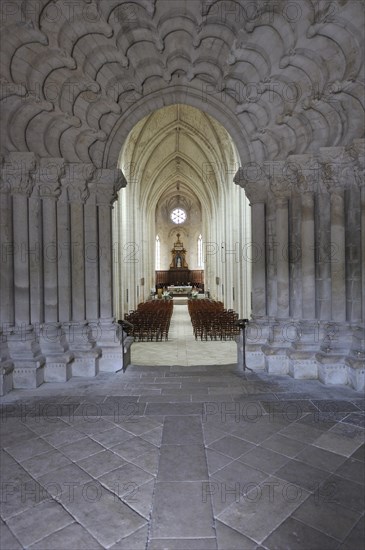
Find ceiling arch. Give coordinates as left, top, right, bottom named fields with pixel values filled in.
left=120, top=104, right=239, bottom=220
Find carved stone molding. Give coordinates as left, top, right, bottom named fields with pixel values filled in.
left=286, top=154, right=320, bottom=194
left=61, top=163, right=95, bottom=204
left=35, top=157, right=65, bottom=199
left=234, top=168, right=269, bottom=204
left=318, top=147, right=355, bottom=193
left=1, top=152, right=37, bottom=196
left=93, top=168, right=127, bottom=206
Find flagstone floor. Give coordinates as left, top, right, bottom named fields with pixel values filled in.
left=0, top=304, right=364, bottom=549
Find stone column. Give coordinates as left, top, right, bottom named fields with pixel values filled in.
left=250, top=202, right=266, bottom=317
left=62, top=163, right=101, bottom=377
left=94, top=169, right=132, bottom=372
left=316, top=148, right=351, bottom=385
left=0, top=162, right=14, bottom=394
left=287, top=156, right=320, bottom=379
left=301, top=192, right=316, bottom=320
left=262, top=169, right=292, bottom=375
left=2, top=153, right=45, bottom=388
left=330, top=189, right=346, bottom=321
left=37, top=158, right=74, bottom=382
left=234, top=170, right=270, bottom=370
left=0, top=164, right=14, bottom=328
left=289, top=193, right=302, bottom=320
left=345, top=139, right=365, bottom=391
left=84, top=180, right=99, bottom=322
left=275, top=196, right=290, bottom=318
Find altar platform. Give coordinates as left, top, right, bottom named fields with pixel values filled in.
left=167, top=285, right=192, bottom=295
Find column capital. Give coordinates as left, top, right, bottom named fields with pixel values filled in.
left=93, top=168, right=127, bottom=206
left=233, top=168, right=269, bottom=204
left=265, top=160, right=297, bottom=199
left=348, top=139, right=365, bottom=189
left=35, top=157, right=65, bottom=199
left=61, top=163, right=95, bottom=204
left=286, top=154, right=319, bottom=194
left=1, top=152, right=37, bottom=196
left=318, top=147, right=356, bottom=193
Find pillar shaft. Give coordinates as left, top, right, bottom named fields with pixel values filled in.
left=251, top=202, right=266, bottom=316
left=13, top=194, right=31, bottom=324
left=43, top=198, right=58, bottom=322
left=0, top=189, right=14, bottom=326
left=85, top=197, right=99, bottom=320
left=301, top=193, right=316, bottom=319
left=315, top=193, right=332, bottom=320
left=276, top=198, right=289, bottom=318
left=331, top=191, right=346, bottom=321
left=99, top=204, right=113, bottom=318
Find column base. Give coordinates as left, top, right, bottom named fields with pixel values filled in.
left=72, top=352, right=100, bottom=377
left=345, top=357, right=365, bottom=391
left=64, top=322, right=101, bottom=378
left=0, top=360, right=14, bottom=396
left=97, top=320, right=133, bottom=373
left=262, top=346, right=289, bottom=375
left=288, top=351, right=318, bottom=379
left=13, top=365, right=44, bottom=389
left=44, top=355, right=74, bottom=382
left=245, top=345, right=266, bottom=370
left=39, top=324, right=75, bottom=382
left=316, top=353, right=348, bottom=385
left=244, top=317, right=272, bottom=370
left=6, top=327, right=45, bottom=389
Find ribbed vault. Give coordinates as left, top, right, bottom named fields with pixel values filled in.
left=119, top=104, right=239, bottom=218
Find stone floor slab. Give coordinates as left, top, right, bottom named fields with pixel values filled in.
left=162, top=415, right=203, bottom=444
left=99, top=462, right=153, bottom=497
left=262, top=516, right=339, bottom=549
left=292, top=497, right=362, bottom=541
left=158, top=444, right=208, bottom=481
left=6, top=500, right=74, bottom=548
left=112, top=436, right=157, bottom=460
left=215, top=520, right=263, bottom=550
left=109, top=524, right=149, bottom=549
left=59, top=484, right=147, bottom=548
left=148, top=538, right=218, bottom=549
left=77, top=449, right=127, bottom=478
left=28, top=522, right=103, bottom=549
left=208, top=435, right=255, bottom=459
left=217, top=476, right=309, bottom=543
left=151, top=481, right=215, bottom=538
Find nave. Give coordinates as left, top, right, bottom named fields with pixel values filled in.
left=131, top=300, right=237, bottom=367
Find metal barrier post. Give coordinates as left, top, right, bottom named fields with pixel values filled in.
left=235, top=319, right=253, bottom=373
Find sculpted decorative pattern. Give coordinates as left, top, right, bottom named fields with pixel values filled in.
left=0, top=0, right=363, bottom=168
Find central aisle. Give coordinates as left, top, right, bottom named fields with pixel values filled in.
left=131, top=301, right=237, bottom=366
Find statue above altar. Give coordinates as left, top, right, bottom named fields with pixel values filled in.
left=170, top=233, right=188, bottom=269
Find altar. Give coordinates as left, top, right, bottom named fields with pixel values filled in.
left=167, top=285, right=192, bottom=295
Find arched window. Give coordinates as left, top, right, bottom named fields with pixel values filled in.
left=155, top=235, right=161, bottom=270
left=198, top=234, right=203, bottom=268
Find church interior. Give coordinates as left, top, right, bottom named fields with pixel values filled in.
left=0, top=1, right=364, bottom=549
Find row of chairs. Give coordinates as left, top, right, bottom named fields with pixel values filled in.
left=124, top=301, right=173, bottom=341
left=188, top=299, right=240, bottom=341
